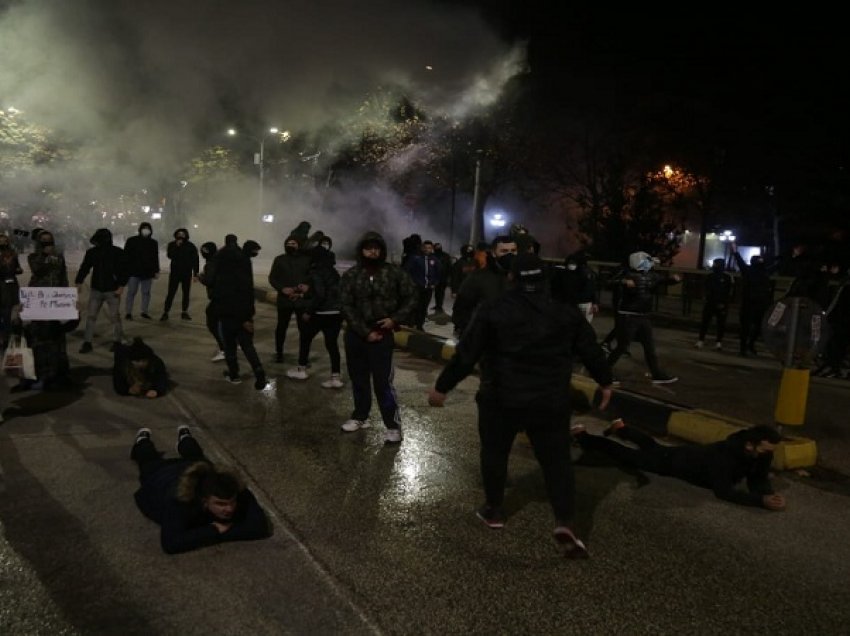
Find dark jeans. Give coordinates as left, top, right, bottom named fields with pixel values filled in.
left=607, top=314, right=663, bottom=377
left=298, top=313, right=342, bottom=372
left=413, top=287, right=434, bottom=330
left=206, top=302, right=224, bottom=350
left=131, top=434, right=205, bottom=477
left=477, top=401, right=576, bottom=524
left=578, top=427, right=672, bottom=475
left=275, top=305, right=306, bottom=355
left=739, top=300, right=769, bottom=352
left=344, top=329, right=400, bottom=429
left=434, top=282, right=448, bottom=311
left=164, top=273, right=192, bottom=313
left=699, top=301, right=728, bottom=341
left=220, top=316, right=264, bottom=380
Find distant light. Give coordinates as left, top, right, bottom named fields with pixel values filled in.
left=269, top=127, right=279, bottom=134
left=425, top=65, right=433, bottom=71
left=489, top=212, right=507, bottom=228
left=141, top=205, right=150, bottom=213
left=180, top=180, right=188, bottom=188
left=663, top=164, right=673, bottom=178
left=227, top=128, right=236, bottom=136
left=193, top=224, right=199, bottom=229
left=262, top=214, right=275, bottom=223
left=281, top=130, right=291, bottom=142
left=6, top=106, right=19, bottom=114
left=151, top=212, right=162, bottom=220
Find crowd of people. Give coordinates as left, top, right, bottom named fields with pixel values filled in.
left=0, top=221, right=799, bottom=556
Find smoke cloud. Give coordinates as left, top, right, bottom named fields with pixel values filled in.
left=0, top=0, right=524, bottom=254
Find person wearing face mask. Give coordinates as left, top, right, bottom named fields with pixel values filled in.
left=268, top=234, right=312, bottom=364
left=731, top=242, right=776, bottom=357
left=160, top=228, right=199, bottom=322
left=113, top=336, right=169, bottom=398
left=550, top=251, right=599, bottom=323
left=75, top=228, right=129, bottom=354
left=696, top=258, right=734, bottom=350
left=339, top=231, right=417, bottom=443
left=123, top=222, right=160, bottom=320
left=451, top=235, right=518, bottom=337
left=606, top=251, right=681, bottom=384
left=0, top=232, right=23, bottom=349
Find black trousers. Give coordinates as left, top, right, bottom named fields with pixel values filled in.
left=298, top=313, right=342, bottom=372
left=206, top=302, right=224, bottom=350
left=164, top=273, right=192, bottom=312
left=578, top=427, right=672, bottom=475
left=477, top=401, right=576, bottom=524
left=739, top=300, right=769, bottom=352
left=434, top=282, right=448, bottom=311
left=275, top=305, right=306, bottom=355
left=220, top=317, right=263, bottom=380
left=131, top=434, right=205, bottom=477
left=607, top=314, right=663, bottom=377
left=699, top=301, right=728, bottom=341
left=413, top=287, right=433, bottom=330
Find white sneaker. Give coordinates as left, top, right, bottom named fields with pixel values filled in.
left=211, top=350, right=225, bottom=362
left=341, top=419, right=369, bottom=432
left=384, top=428, right=403, bottom=444
left=694, top=340, right=704, bottom=349
left=286, top=366, right=309, bottom=380
left=321, top=374, right=344, bottom=389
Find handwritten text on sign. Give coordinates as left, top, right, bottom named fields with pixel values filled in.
left=19, top=287, right=79, bottom=321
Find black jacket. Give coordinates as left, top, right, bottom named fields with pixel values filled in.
left=75, top=230, right=129, bottom=291
left=703, top=270, right=734, bottom=304
left=206, top=246, right=255, bottom=322
left=166, top=236, right=200, bottom=277
left=436, top=287, right=612, bottom=410
left=551, top=264, right=598, bottom=306
left=734, top=252, right=774, bottom=306
left=133, top=458, right=270, bottom=554
left=113, top=344, right=169, bottom=396
left=305, top=250, right=341, bottom=314
left=614, top=269, right=679, bottom=315
left=124, top=227, right=160, bottom=279
left=451, top=262, right=508, bottom=334
left=666, top=429, right=775, bottom=507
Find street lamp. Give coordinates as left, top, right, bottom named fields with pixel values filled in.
left=717, top=229, right=736, bottom=268
left=227, top=126, right=289, bottom=230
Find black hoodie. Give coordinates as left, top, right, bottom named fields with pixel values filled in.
left=124, top=222, right=160, bottom=279
left=75, top=228, right=129, bottom=291
left=166, top=228, right=200, bottom=277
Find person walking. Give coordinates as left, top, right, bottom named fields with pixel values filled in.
left=696, top=258, right=734, bottom=350
left=206, top=237, right=267, bottom=390
left=75, top=228, right=128, bottom=353
left=123, top=221, right=160, bottom=320
left=606, top=251, right=680, bottom=384
left=198, top=241, right=225, bottom=362
left=161, top=228, right=199, bottom=321
left=428, top=253, right=613, bottom=558
left=339, top=231, right=417, bottom=443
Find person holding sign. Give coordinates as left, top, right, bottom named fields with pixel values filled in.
left=17, top=231, right=74, bottom=391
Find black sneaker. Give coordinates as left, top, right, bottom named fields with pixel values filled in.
left=223, top=370, right=242, bottom=384
left=134, top=427, right=152, bottom=445
left=176, top=425, right=192, bottom=451
left=140, top=312, right=152, bottom=320
left=254, top=373, right=268, bottom=390
left=160, top=313, right=169, bottom=321
left=476, top=505, right=506, bottom=529
left=553, top=525, right=590, bottom=559
left=125, top=313, right=133, bottom=320
left=180, top=312, right=191, bottom=321
left=79, top=342, right=93, bottom=354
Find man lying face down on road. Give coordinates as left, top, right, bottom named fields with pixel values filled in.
left=573, top=422, right=786, bottom=511
left=130, top=427, right=271, bottom=553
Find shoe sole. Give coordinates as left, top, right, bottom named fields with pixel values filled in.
left=476, top=511, right=505, bottom=529
left=651, top=378, right=678, bottom=384
left=176, top=427, right=192, bottom=452
left=341, top=422, right=370, bottom=432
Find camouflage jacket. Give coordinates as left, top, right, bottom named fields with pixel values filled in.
left=340, top=263, right=417, bottom=338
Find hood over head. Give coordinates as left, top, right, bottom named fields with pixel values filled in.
left=200, top=242, right=217, bottom=259
left=127, top=337, right=154, bottom=361
left=173, top=228, right=190, bottom=240
left=356, top=231, right=388, bottom=264
left=91, top=228, right=113, bottom=246
left=138, top=222, right=153, bottom=236
left=628, top=251, right=653, bottom=272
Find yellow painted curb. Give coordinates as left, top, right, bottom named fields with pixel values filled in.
left=570, top=375, right=598, bottom=405
left=440, top=344, right=456, bottom=361
left=668, top=410, right=817, bottom=470
left=394, top=331, right=410, bottom=348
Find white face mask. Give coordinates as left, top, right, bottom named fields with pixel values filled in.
left=567, top=264, right=577, bottom=271
left=141, top=229, right=151, bottom=237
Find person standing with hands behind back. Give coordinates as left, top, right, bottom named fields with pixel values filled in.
left=161, top=228, right=199, bottom=322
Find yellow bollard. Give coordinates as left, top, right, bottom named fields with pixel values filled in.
left=774, top=367, right=810, bottom=426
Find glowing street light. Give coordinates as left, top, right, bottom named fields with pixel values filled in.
left=226, top=126, right=289, bottom=228
left=489, top=212, right=507, bottom=228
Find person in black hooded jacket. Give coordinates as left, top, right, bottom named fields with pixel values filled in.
left=113, top=336, right=169, bottom=398
left=123, top=221, right=160, bottom=320
left=574, top=423, right=786, bottom=510
left=161, top=228, right=199, bottom=321
left=429, top=253, right=613, bottom=557
left=75, top=228, right=128, bottom=353
left=206, top=237, right=267, bottom=390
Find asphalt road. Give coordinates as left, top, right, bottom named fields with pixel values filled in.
left=2, top=264, right=850, bottom=634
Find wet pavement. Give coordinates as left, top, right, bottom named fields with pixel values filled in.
left=1, top=261, right=850, bottom=634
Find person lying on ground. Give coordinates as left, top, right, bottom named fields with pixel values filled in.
left=113, top=336, right=169, bottom=398
left=573, top=421, right=786, bottom=511
left=130, top=426, right=271, bottom=554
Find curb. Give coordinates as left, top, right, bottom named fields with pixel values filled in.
left=394, top=327, right=818, bottom=471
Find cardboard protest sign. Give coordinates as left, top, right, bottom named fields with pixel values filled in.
left=19, top=287, right=79, bottom=321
